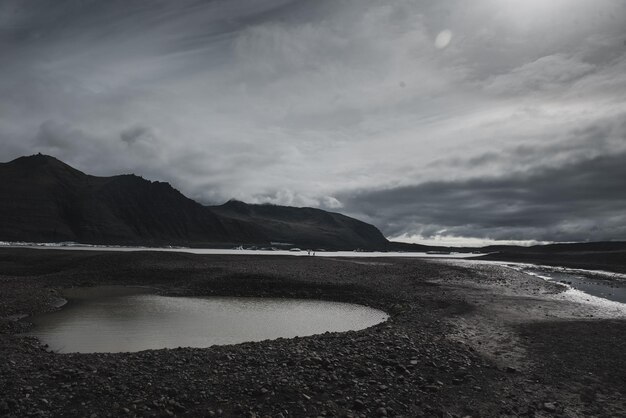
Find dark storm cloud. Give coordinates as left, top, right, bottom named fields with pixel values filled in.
left=120, top=126, right=156, bottom=145
left=1, top=0, right=626, bottom=244
left=342, top=151, right=626, bottom=242
left=34, top=120, right=86, bottom=150
left=428, top=114, right=626, bottom=173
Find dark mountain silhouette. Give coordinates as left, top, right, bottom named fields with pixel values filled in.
left=0, top=154, right=389, bottom=249
left=211, top=200, right=390, bottom=250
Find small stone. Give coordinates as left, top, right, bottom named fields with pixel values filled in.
left=353, top=399, right=365, bottom=410
left=376, top=407, right=387, bottom=416
left=543, top=402, right=557, bottom=413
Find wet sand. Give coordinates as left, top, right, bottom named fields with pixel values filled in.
left=1, top=248, right=625, bottom=417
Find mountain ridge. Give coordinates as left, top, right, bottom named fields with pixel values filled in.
left=0, top=154, right=389, bottom=249
left=211, top=199, right=390, bottom=250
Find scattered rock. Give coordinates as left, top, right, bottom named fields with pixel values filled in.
left=543, top=402, right=557, bottom=413
left=2, top=250, right=625, bottom=417
left=353, top=399, right=366, bottom=411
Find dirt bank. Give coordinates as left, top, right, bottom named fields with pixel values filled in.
left=1, top=248, right=625, bottom=417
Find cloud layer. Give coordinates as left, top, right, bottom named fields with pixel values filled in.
left=343, top=148, right=626, bottom=243
left=1, top=0, right=625, bottom=244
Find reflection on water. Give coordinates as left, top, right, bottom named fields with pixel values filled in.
left=29, top=289, right=388, bottom=353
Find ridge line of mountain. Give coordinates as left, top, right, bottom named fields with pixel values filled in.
left=0, top=154, right=391, bottom=250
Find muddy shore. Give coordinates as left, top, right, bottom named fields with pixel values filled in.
left=1, top=248, right=625, bottom=417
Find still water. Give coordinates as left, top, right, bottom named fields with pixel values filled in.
left=29, top=287, right=388, bottom=353
left=521, top=268, right=626, bottom=304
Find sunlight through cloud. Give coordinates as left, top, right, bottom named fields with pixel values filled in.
left=434, top=30, right=452, bottom=49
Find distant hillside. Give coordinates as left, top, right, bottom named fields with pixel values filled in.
left=0, top=154, right=389, bottom=249
left=0, top=154, right=262, bottom=246
left=212, top=200, right=389, bottom=250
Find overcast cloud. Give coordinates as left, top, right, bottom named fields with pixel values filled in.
left=1, top=0, right=625, bottom=245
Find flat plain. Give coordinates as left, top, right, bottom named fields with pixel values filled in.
left=1, top=248, right=625, bottom=417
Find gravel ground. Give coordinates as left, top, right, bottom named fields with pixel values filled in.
left=1, top=248, right=625, bottom=417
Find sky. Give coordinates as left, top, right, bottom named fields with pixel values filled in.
left=1, top=0, right=625, bottom=246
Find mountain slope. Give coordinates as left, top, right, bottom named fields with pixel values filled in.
left=0, top=154, right=265, bottom=246
left=0, top=154, right=389, bottom=249
left=211, top=200, right=390, bottom=250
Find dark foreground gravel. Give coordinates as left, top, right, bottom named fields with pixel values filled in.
left=1, top=248, right=625, bottom=417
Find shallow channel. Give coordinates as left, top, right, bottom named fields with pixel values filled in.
left=521, top=268, right=626, bottom=304
left=28, top=287, right=388, bottom=353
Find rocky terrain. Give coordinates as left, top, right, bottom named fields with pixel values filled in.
left=1, top=248, right=625, bottom=417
